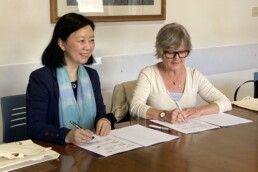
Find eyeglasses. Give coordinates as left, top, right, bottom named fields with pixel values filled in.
left=164, top=50, right=190, bottom=59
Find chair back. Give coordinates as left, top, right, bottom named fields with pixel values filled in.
left=234, top=72, right=258, bottom=101
left=254, top=72, right=258, bottom=98
left=1, top=94, right=27, bottom=143
left=111, top=80, right=137, bottom=123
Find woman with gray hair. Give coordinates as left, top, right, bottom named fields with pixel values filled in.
left=130, top=23, right=232, bottom=123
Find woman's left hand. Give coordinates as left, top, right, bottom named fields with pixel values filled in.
left=182, top=107, right=201, bottom=119
left=96, top=118, right=111, bottom=136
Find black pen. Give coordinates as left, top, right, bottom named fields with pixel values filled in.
left=149, top=124, right=170, bottom=131
left=70, top=121, right=95, bottom=139
left=70, top=120, right=82, bottom=129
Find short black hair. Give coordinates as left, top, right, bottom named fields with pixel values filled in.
left=42, top=13, right=95, bottom=68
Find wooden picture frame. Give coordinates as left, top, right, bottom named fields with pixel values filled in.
left=50, top=0, right=166, bottom=23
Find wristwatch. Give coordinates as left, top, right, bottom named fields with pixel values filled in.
left=159, top=111, right=167, bottom=121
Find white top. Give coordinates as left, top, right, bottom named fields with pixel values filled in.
left=130, top=64, right=232, bottom=118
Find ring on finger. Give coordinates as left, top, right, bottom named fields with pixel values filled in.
left=176, top=114, right=181, bottom=119
left=177, top=117, right=182, bottom=120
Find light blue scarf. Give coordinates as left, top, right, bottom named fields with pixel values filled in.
left=57, top=64, right=96, bottom=130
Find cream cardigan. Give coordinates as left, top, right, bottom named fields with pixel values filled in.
left=130, top=64, right=232, bottom=118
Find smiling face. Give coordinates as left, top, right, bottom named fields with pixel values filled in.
left=58, top=25, right=95, bottom=67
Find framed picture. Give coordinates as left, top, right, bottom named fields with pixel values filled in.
left=50, top=0, right=166, bottom=23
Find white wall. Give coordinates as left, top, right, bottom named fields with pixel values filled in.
left=0, top=0, right=258, bottom=65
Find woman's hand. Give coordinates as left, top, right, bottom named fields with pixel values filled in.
left=96, top=118, right=111, bottom=136
left=65, top=128, right=94, bottom=145
left=166, top=107, right=202, bottom=123
left=165, top=109, right=185, bottom=124
left=181, top=107, right=201, bottom=119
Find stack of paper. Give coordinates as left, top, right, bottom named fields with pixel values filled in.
left=151, top=113, right=252, bottom=134
left=0, top=140, right=59, bottom=172
left=78, top=124, right=179, bottom=157
left=232, top=96, right=258, bottom=111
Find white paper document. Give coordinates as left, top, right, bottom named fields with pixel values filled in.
left=79, top=135, right=142, bottom=157
left=195, top=113, right=252, bottom=127
left=151, top=113, right=252, bottom=134
left=151, top=119, right=220, bottom=134
left=78, top=124, right=179, bottom=157
left=0, top=140, right=59, bottom=172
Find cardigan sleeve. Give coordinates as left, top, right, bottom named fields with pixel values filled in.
left=193, top=69, right=232, bottom=112
left=130, top=66, right=153, bottom=119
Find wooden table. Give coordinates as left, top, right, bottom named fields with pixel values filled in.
left=14, top=106, right=258, bottom=172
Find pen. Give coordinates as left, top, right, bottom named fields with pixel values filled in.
left=174, top=100, right=185, bottom=121
left=70, top=120, right=82, bottom=129
left=149, top=124, right=170, bottom=131
left=174, top=100, right=182, bottom=111
left=70, top=121, right=94, bottom=139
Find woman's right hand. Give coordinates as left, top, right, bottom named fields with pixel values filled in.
left=65, top=128, right=94, bottom=145
left=165, top=109, right=185, bottom=123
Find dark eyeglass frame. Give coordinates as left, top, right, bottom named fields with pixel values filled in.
left=164, top=50, right=190, bottom=59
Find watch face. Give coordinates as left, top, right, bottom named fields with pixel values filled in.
left=160, top=112, right=166, bottom=118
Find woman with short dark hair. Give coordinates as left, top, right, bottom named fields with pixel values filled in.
left=26, top=13, right=116, bottom=145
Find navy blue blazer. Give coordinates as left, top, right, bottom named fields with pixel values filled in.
left=26, top=66, right=116, bottom=144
